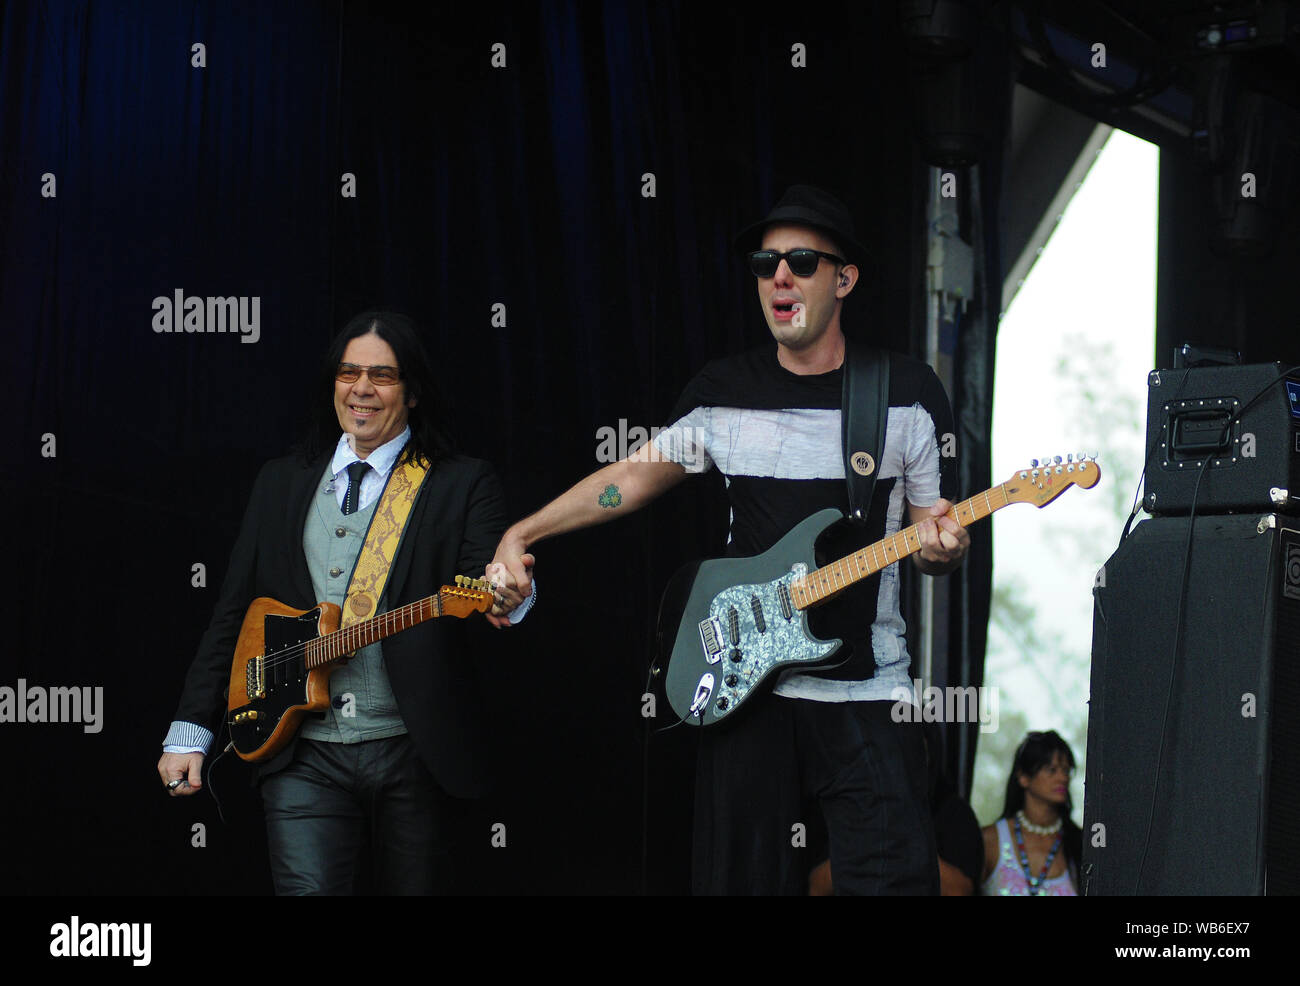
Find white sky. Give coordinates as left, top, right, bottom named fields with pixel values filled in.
left=974, top=127, right=1159, bottom=818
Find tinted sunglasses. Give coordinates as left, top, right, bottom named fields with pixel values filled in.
left=336, top=363, right=402, bottom=385
left=747, top=248, right=846, bottom=278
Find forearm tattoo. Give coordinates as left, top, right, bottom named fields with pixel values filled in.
left=598, top=484, right=623, bottom=508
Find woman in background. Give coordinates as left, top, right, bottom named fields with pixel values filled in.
left=981, top=730, right=1081, bottom=896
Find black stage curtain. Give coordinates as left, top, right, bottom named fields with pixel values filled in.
left=1155, top=147, right=1300, bottom=369
left=3, top=1, right=998, bottom=893
left=947, top=41, right=1008, bottom=800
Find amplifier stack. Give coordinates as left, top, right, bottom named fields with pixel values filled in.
left=1084, top=354, right=1300, bottom=894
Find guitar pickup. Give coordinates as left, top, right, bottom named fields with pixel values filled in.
left=778, top=583, right=793, bottom=621
left=750, top=594, right=766, bottom=633
left=727, top=607, right=740, bottom=645
left=698, top=618, right=723, bottom=664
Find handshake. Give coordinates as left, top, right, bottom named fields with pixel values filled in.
left=482, top=531, right=535, bottom=629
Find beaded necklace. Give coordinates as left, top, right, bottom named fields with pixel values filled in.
left=1012, top=815, right=1062, bottom=895
left=1016, top=809, right=1061, bottom=836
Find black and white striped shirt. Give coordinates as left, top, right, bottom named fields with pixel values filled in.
left=652, top=344, right=956, bottom=702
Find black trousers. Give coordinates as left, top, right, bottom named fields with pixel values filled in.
left=259, top=734, right=460, bottom=895
left=692, top=696, right=938, bottom=895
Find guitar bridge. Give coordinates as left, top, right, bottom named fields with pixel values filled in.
left=245, top=655, right=266, bottom=700
left=698, top=618, right=723, bottom=665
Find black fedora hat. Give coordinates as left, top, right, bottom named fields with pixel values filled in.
left=733, top=184, right=868, bottom=266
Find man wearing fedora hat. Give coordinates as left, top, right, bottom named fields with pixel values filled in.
left=490, top=184, right=969, bottom=894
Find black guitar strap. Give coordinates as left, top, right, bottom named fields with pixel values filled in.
left=841, top=340, right=890, bottom=518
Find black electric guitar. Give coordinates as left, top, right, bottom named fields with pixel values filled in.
left=656, top=456, right=1100, bottom=727
left=225, top=576, right=494, bottom=761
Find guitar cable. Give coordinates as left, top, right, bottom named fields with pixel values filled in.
left=1117, top=372, right=1190, bottom=547
left=1093, top=371, right=1192, bottom=683
left=201, top=739, right=234, bottom=827
left=640, top=625, right=697, bottom=894
left=647, top=660, right=691, bottom=732
left=647, top=588, right=695, bottom=733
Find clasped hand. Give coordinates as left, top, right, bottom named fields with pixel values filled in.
left=483, top=539, right=534, bottom=627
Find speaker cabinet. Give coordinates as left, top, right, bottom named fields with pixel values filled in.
left=1143, top=362, right=1300, bottom=516
left=1083, top=513, right=1300, bottom=894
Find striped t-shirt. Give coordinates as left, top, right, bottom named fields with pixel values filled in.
left=652, top=344, right=957, bottom=702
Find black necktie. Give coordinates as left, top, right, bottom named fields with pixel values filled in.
left=342, top=461, right=370, bottom=515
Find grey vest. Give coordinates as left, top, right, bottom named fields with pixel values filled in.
left=297, top=469, right=408, bottom=743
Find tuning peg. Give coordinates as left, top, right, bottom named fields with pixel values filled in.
left=1053, top=455, right=1062, bottom=465
left=1031, top=459, right=1039, bottom=468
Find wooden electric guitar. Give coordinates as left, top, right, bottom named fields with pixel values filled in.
left=656, top=456, right=1100, bottom=727
left=225, top=576, right=494, bottom=761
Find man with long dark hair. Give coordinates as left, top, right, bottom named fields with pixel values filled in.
left=156, top=310, right=525, bottom=894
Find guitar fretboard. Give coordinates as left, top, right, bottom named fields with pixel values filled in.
left=789, top=483, right=1009, bottom=609
left=303, top=594, right=444, bottom=668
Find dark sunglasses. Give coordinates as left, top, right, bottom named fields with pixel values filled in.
left=336, top=363, right=402, bottom=386
left=747, top=248, right=846, bottom=278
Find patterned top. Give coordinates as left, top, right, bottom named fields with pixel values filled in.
left=981, top=817, right=1077, bottom=896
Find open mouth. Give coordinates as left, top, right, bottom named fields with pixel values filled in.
left=772, top=300, right=801, bottom=320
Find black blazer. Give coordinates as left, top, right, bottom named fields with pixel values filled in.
left=172, top=449, right=507, bottom=798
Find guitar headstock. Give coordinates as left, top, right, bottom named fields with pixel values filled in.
left=1002, top=453, right=1101, bottom=508
left=439, top=575, right=495, bottom=618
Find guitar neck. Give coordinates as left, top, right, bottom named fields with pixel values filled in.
left=790, top=484, right=1009, bottom=610
left=304, top=594, right=446, bottom=669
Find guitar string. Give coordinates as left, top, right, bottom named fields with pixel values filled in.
left=251, top=591, right=484, bottom=677
left=796, top=493, right=987, bottom=607
left=253, top=592, right=478, bottom=674
left=255, top=601, right=432, bottom=674
left=794, top=462, right=1084, bottom=606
